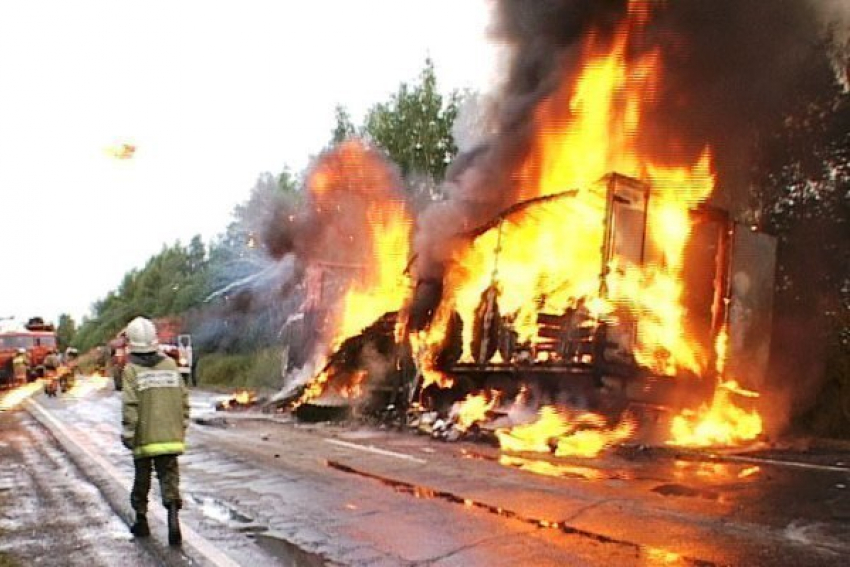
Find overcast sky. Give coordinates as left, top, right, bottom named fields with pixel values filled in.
left=0, top=0, right=500, bottom=327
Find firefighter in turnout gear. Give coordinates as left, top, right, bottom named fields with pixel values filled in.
left=43, top=349, right=60, bottom=373
left=122, top=317, right=189, bottom=546
left=12, top=348, right=29, bottom=385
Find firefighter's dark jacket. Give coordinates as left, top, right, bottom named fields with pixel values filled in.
left=121, top=352, right=189, bottom=459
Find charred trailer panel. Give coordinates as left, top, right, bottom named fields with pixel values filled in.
left=726, top=227, right=777, bottom=392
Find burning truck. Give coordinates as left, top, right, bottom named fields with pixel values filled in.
left=280, top=163, right=774, bottom=452
left=260, top=0, right=826, bottom=456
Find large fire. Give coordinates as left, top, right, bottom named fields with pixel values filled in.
left=296, top=1, right=764, bottom=451
left=430, top=2, right=714, bottom=377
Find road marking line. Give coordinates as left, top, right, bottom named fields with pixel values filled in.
left=706, top=453, right=850, bottom=473
left=324, top=438, right=427, bottom=464
left=26, top=397, right=241, bottom=567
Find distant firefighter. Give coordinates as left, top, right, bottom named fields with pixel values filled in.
left=11, top=348, right=29, bottom=385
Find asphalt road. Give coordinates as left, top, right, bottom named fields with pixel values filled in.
left=0, top=406, right=159, bottom=566
left=2, top=377, right=850, bottom=566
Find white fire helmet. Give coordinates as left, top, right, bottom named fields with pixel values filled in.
left=126, top=317, right=159, bottom=354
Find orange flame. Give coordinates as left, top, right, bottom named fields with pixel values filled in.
left=297, top=141, right=415, bottom=403
left=233, top=390, right=256, bottom=405
left=668, top=328, right=763, bottom=447
left=668, top=380, right=763, bottom=447
left=308, top=141, right=414, bottom=350
left=295, top=369, right=330, bottom=408
left=453, top=390, right=500, bottom=431
left=410, top=309, right=455, bottom=389
left=495, top=406, right=635, bottom=458
left=340, top=370, right=367, bottom=399
left=333, top=203, right=412, bottom=347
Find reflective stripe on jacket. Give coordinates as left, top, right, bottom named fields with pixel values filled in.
left=121, top=356, right=189, bottom=458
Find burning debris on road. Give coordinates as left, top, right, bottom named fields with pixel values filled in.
left=216, top=390, right=260, bottom=411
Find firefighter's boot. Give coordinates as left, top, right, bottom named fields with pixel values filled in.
left=167, top=504, right=182, bottom=546
left=130, top=513, right=150, bottom=538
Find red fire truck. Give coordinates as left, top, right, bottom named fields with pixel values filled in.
left=0, top=318, right=58, bottom=389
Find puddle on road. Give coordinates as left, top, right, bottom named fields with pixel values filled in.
left=253, top=533, right=328, bottom=567
left=673, top=460, right=763, bottom=483
left=325, top=459, right=718, bottom=567
left=185, top=493, right=256, bottom=528
left=184, top=494, right=330, bottom=565
left=652, top=483, right=721, bottom=501
left=654, top=460, right=765, bottom=502
left=460, top=448, right=633, bottom=481
left=783, top=519, right=850, bottom=555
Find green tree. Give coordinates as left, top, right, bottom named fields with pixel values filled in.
left=751, top=42, right=849, bottom=435
left=56, top=313, right=76, bottom=351
left=72, top=237, right=213, bottom=352
left=363, top=58, right=460, bottom=182
left=278, top=167, right=299, bottom=195
left=330, top=105, right=356, bottom=144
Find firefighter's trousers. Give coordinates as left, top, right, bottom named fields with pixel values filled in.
left=131, top=454, right=182, bottom=514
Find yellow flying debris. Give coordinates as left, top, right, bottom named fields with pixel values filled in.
left=104, top=143, right=137, bottom=160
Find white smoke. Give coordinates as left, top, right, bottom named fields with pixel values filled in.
left=451, top=91, right=497, bottom=154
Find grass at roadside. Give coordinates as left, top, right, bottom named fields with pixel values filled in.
left=196, top=348, right=283, bottom=391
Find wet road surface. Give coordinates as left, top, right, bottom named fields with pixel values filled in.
left=3, top=377, right=850, bottom=566
left=0, top=408, right=159, bottom=566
